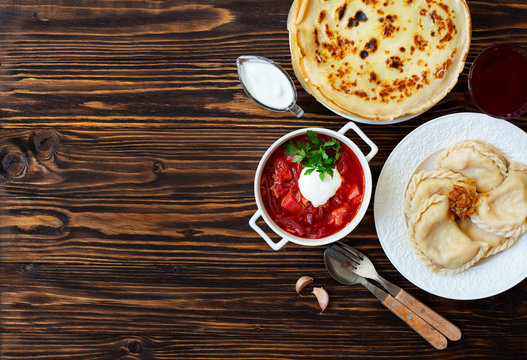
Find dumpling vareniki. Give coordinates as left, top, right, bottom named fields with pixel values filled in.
left=471, top=162, right=527, bottom=238
left=457, top=218, right=518, bottom=257
left=409, top=194, right=488, bottom=274
left=404, top=168, right=475, bottom=221
left=436, top=140, right=507, bottom=193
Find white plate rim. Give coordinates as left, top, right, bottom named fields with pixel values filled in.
left=374, top=112, right=527, bottom=300
left=321, top=102, right=425, bottom=125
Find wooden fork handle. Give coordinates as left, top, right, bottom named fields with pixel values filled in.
left=395, top=289, right=461, bottom=341
left=381, top=294, right=447, bottom=350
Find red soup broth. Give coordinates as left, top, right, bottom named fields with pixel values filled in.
left=260, top=133, right=365, bottom=239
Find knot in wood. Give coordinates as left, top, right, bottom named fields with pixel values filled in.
left=2, top=151, right=28, bottom=178
left=152, top=161, right=165, bottom=174
left=23, top=263, right=35, bottom=273
left=31, top=129, right=58, bottom=160
left=127, top=340, right=143, bottom=354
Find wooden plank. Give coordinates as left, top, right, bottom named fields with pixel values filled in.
left=0, top=333, right=526, bottom=360
left=0, top=127, right=392, bottom=263
left=0, top=263, right=526, bottom=335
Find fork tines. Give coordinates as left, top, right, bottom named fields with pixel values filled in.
left=334, top=242, right=364, bottom=262
left=329, top=244, right=360, bottom=269
left=336, top=241, right=366, bottom=260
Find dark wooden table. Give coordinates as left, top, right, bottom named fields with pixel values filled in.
left=0, top=0, right=526, bottom=359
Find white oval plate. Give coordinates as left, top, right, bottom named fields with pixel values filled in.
left=374, top=112, right=527, bottom=300
left=322, top=102, right=425, bottom=125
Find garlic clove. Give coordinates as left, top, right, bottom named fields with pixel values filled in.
left=295, top=276, right=314, bottom=296
left=312, top=287, right=329, bottom=314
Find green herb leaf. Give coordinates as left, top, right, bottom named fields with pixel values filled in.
left=324, top=138, right=336, bottom=147
left=293, top=154, right=304, bottom=163
left=307, top=130, right=320, bottom=145
left=284, top=141, right=297, bottom=157
left=282, top=131, right=341, bottom=180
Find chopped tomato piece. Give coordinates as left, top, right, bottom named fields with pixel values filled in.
left=331, top=195, right=343, bottom=207
left=281, top=191, right=302, bottom=214
left=276, top=217, right=306, bottom=236
left=329, top=204, right=351, bottom=227
left=348, top=185, right=361, bottom=200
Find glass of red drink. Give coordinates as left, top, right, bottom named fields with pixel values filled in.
left=468, top=44, right=527, bottom=119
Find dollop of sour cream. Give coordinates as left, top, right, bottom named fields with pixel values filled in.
left=241, top=61, right=294, bottom=110
left=298, top=168, right=342, bottom=207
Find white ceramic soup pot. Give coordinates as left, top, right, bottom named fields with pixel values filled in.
left=250, top=122, right=377, bottom=250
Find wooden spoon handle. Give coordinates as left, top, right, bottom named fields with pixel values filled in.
left=381, top=294, right=448, bottom=350
left=395, top=289, right=461, bottom=341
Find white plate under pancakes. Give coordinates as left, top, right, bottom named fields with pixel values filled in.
left=374, top=113, right=527, bottom=300
left=324, top=103, right=424, bottom=125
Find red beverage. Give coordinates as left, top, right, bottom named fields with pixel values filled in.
left=469, top=44, right=527, bottom=119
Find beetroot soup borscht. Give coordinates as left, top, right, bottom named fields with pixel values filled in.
left=260, top=132, right=365, bottom=239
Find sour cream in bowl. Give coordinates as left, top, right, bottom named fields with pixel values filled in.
left=298, top=167, right=342, bottom=207
left=237, top=55, right=304, bottom=117
left=249, top=122, right=377, bottom=250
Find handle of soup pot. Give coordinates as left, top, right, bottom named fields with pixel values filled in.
left=338, top=122, right=378, bottom=162
left=249, top=210, right=289, bottom=251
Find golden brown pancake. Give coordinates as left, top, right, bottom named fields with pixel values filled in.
left=288, top=0, right=471, bottom=120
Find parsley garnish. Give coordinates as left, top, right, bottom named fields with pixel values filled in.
left=284, top=130, right=341, bottom=180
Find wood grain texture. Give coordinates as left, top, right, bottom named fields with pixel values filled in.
left=0, top=0, right=527, bottom=359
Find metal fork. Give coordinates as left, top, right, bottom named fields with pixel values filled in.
left=324, top=247, right=447, bottom=350
left=331, top=241, right=461, bottom=341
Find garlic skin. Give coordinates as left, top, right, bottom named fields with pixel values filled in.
left=295, top=276, right=314, bottom=296
left=312, top=287, right=329, bottom=314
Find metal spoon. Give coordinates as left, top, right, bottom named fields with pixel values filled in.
left=324, top=247, right=447, bottom=350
